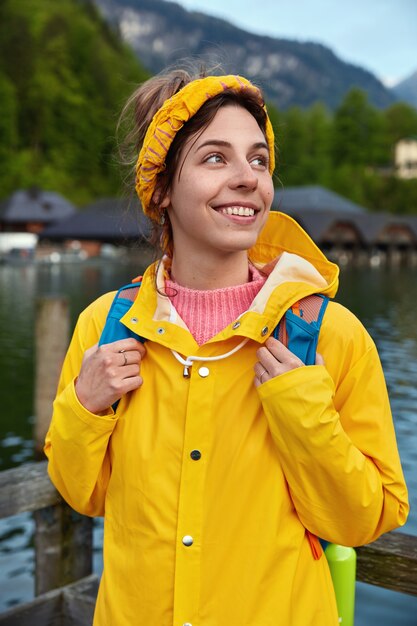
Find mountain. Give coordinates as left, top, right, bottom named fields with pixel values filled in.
left=93, top=0, right=396, bottom=110
left=392, top=70, right=417, bottom=109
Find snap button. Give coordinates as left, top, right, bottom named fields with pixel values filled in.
left=183, top=623, right=192, bottom=626
left=261, top=326, right=269, bottom=336
left=130, top=317, right=138, bottom=324
left=157, top=327, right=165, bottom=335
left=182, top=535, right=193, bottom=546
left=190, top=449, right=202, bottom=461
left=198, top=366, right=209, bottom=378
left=232, top=321, right=241, bottom=330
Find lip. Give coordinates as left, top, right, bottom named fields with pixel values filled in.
left=212, top=201, right=260, bottom=212
left=212, top=205, right=260, bottom=224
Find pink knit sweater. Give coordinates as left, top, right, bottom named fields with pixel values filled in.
left=165, top=265, right=266, bottom=345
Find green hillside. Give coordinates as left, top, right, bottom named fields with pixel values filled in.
left=0, top=0, right=416, bottom=213
left=267, top=92, right=417, bottom=214
left=0, top=0, right=149, bottom=204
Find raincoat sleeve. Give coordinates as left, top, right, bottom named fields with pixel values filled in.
left=257, top=301, right=409, bottom=547
left=44, top=293, right=117, bottom=517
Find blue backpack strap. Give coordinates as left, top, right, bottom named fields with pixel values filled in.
left=273, top=294, right=329, bottom=366
left=99, top=282, right=145, bottom=412
left=99, top=282, right=146, bottom=346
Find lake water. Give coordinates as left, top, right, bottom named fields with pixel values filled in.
left=0, top=258, right=417, bottom=623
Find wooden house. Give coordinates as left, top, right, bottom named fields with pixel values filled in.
left=0, top=188, right=75, bottom=234
left=272, top=185, right=417, bottom=265
left=38, top=197, right=152, bottom=258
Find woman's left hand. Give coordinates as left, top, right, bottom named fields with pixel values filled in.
left=254, top=337, right=324, bottom=387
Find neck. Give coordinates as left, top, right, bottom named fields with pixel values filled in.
left=170, top=250, right=250, bottom=289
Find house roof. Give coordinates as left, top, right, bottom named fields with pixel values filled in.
left=282, top=210, right=360, bottom=242
left=39, top=197, right=151, bottom=242
left=0, top=188, right=76, bottom=223
left=271, top=186, right=417, bottom=245
left=37, top=190, right=417, bottom=248
left=281, top=209, right=417, bottom=245
left=273, top=185, right=366, bottom=214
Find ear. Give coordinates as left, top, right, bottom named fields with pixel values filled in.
left=152, top=187, right=171, bottom=209
left=160, top=193, right=171, bottom=209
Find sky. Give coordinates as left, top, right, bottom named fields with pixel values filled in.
left=176, top=0, right=417, bottom=86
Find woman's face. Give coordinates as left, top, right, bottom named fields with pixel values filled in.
left=160, top=105, right=274, bottom=262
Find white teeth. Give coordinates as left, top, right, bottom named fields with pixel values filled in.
left=221, top=206, right=255, bottom=216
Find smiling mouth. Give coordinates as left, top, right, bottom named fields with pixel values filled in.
left=218, top=206, right=256, bottom=217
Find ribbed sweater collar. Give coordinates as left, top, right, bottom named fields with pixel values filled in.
left=165, top=265, right=266, bottom=345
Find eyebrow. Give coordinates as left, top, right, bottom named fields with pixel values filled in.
left=196, top=139, right=269, bottom=152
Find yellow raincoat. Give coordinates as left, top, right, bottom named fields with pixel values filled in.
left=45, top=212, right=408, bottom=626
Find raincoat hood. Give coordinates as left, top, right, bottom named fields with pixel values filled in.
left=250, top=210, right=339, bottom=299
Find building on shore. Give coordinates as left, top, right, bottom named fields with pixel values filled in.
left=273, top=186, right=417, bottom=266
left=38, top=197, right=152, bottom=261
left=0, top=188, right=75, bottom=234
left=395, top=138, right=417, bottom=179
left=0, top=188, right=76, bottom=261
left=17, top=185, right=417, bottom=268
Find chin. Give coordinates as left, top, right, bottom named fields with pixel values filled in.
left=219, top=234, right=259, bottom=253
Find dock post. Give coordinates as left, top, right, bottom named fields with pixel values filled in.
left=34, top=296, right=94, bottom=595
left=34, top=503, right=93, bottom=595
left=34, top=296, right=70, bottom=456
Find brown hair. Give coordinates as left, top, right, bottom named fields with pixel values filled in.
left=118, top=68, right=271, bottom=258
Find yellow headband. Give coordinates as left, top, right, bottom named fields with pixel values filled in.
left=135, top=75, right=275, bottom=220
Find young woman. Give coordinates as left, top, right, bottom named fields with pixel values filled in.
left=45, top=70, right=408, bottom=626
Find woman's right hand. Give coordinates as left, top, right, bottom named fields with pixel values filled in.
left=75, top=338, right=146, bottom=414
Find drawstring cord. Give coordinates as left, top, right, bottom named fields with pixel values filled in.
left=171, top=338, right=250, bottom=377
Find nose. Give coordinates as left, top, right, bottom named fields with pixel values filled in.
left=228, top=160, right=258, bottom=190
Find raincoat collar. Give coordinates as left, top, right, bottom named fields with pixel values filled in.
left=250, top=211, right=339, bottom=297
left=121, top=211, right=339, bottom=351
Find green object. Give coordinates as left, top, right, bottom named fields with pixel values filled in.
left=325, top=543, right=356, bottom=626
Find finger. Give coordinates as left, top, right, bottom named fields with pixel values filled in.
left=111, top=338, right=147, bottom=356
left=106, top=374, right=144, bottom=403
left=315, top=352, right=325, bottom=366
left=256, top=345, right=285, bottom=374
left=120, top=363, right=141, bottom=378
left=254, top=362, right=264, bottom=377
left=118, top=350, right=128, bottom=367
left=119, top=350, right=142, bottom=367
left=254, top=362, right=270, bottom=382
left=257, top=342, right=303, bottom=379
left=122, top=375, right=144, bottom=393
left=264, top=337, right=301, bottom=364
left=122, top=347, right=146, bottom=367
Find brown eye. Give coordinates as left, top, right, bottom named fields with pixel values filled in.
left=205, top=153, right=224, bottom=164
left=251, top=155, right=268, bottom=167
